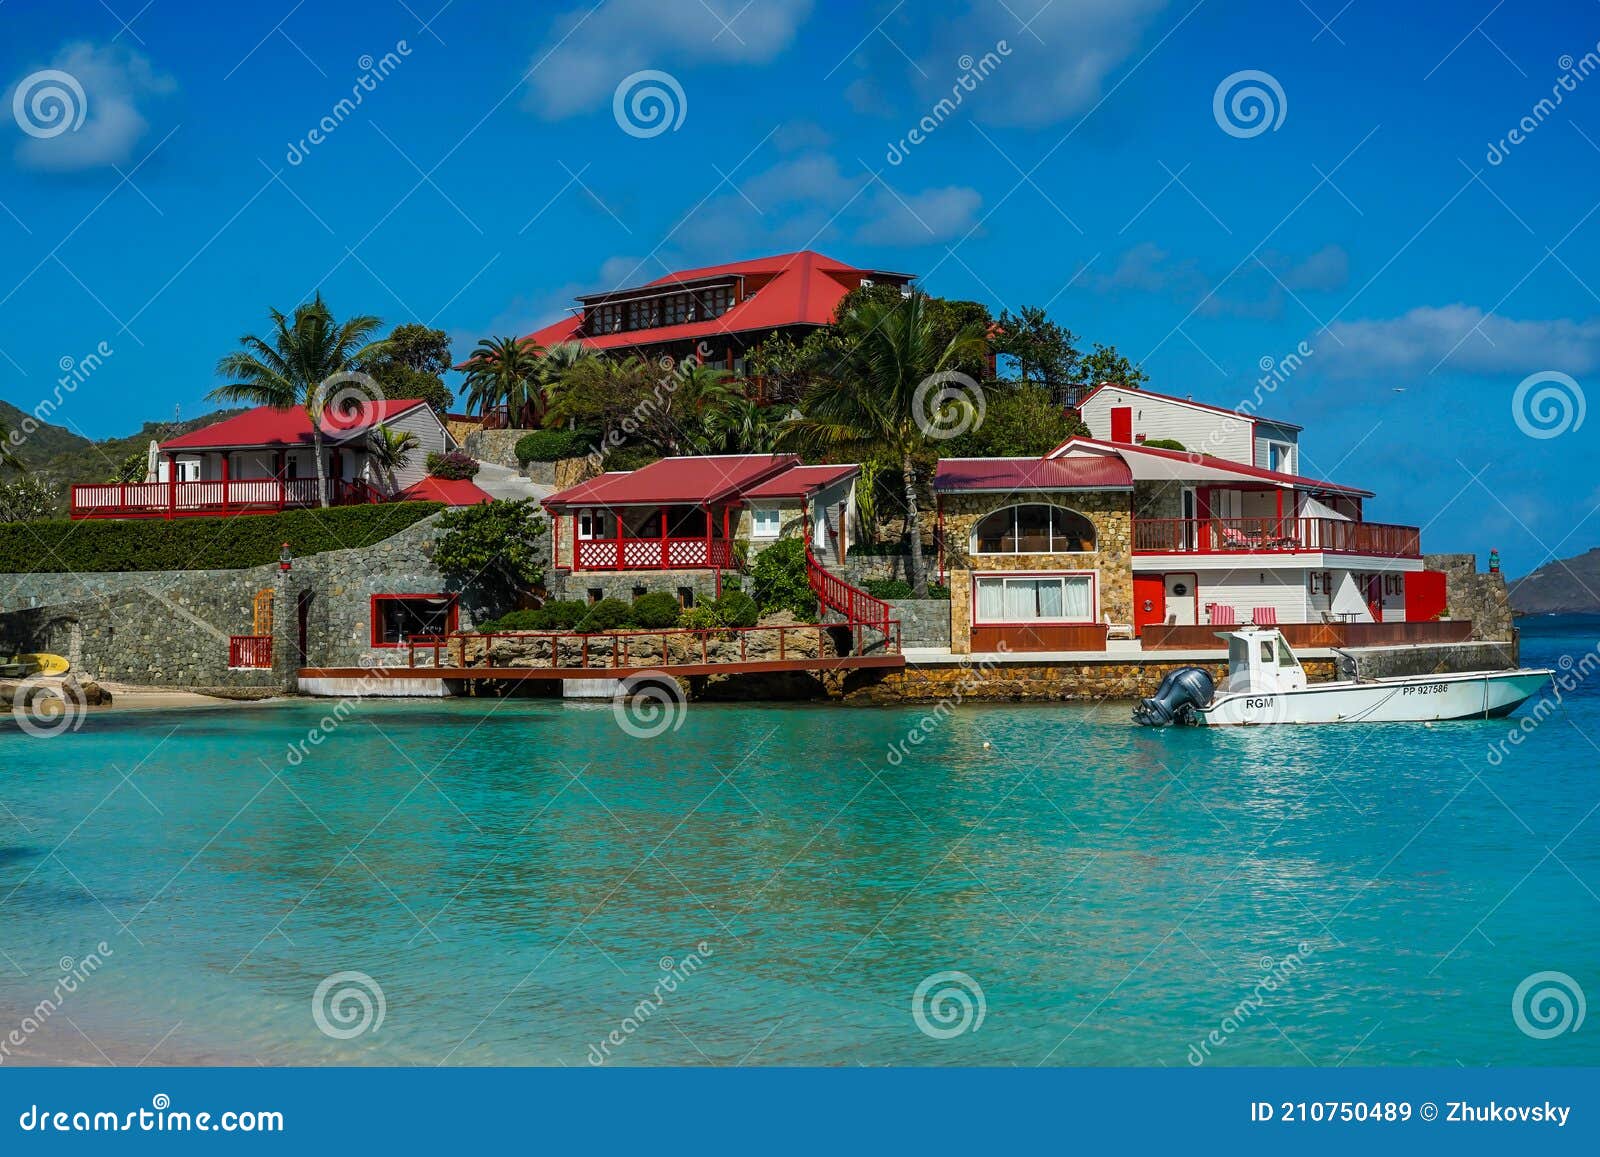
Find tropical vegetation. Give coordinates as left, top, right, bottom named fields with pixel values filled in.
left=211, top=295, right=390, bottom=507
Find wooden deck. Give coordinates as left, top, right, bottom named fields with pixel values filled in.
left=300, top=653, right=905, bottom=683
left=1140, top=620, right=1474, bottom=651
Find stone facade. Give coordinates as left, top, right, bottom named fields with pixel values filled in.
left=844, top=654, right=1339, bottom=703
left=939, top=490, right=1134, bottom=654
left=1425, top=553, right=1514, bottom=641
left=0, top=514, right=508, bottom=691
left=545, top=568, right=730, bottom=607
left=462, top=427, right=530, bottom=469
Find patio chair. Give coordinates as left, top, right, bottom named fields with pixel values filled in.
left=1209, top=605, right=1237, bottom=626
left=1104, top=615, right=1134, bottom=641
left=1251, top=607, right=1279, bottom=626
left=1218, top=526, right=1259, bottom=550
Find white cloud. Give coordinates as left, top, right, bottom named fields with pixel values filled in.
left=883, top=0, right=1168, bottom=128
left=524, top=0, right=811, bottom=118
left=8, top=42, right=175, bottom=171
left=857, top=184, right=983, bottom=245
left=1319, top=306, right=1600, bottom=378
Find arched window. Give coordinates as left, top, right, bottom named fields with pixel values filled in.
left=971, top=504, right=1096, bottom=554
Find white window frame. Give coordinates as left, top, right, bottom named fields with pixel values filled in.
left=1268, top=442, right=1294, bottom=474
left=751, top=506, right=782, bottom=539
left=577, top=509, right=609, bottom=540
left=971, top=572, right=1098, bottom=625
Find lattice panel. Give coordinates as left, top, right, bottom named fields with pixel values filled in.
left=667, top=540, right=708, bottom=567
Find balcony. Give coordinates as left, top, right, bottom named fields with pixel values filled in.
left=71, top=478, right=381, bottom=520
left=1134, top=517, right=1421, bottom=559
left=574, top=537, right=737, bottom=571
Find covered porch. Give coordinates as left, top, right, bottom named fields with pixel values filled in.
left=569, top=503, right=739, bottom=571
left=71, top=445, right=381, bottom=520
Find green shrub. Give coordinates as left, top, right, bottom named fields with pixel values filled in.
left=1141, top=438, right=1187, bottom=451
left=479, top=608, right=544, bottom=632
left=926, top=582, right=951, bottom=601
left=575, top=597, right=633, bottom=633
left=678, top=605, right=717, bottom=631
left=603, top=444, right=661, bottom=471
left=0, top=503, right=442, bottom=573
left=629, top=591, right=682, bottom=629
left=849, top=542, right=937, bottom=557
left=749, top=537, right=815, bottom=619
left=426, top=450, right=481, bottom=479
left=532, top=599, right=588, bottom=629
left=515, top=429, right=597, bottom=463
left=862, top=578, right=913, bottom=600
left=712, top=590, right=759, bottom=628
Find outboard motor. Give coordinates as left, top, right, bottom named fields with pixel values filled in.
left=1133, top=667, right=1215, bottom=727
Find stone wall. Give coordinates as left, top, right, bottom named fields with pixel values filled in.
left=886, top=598, right=951, bottom=647
left=0, top=514, right=508, bottom=690
left=462, top=428, right=530, bottom=469
left=844, top=654, right=1340, bottom=703
left=545, top=568, right=730, bottom=607
left=1336, top=640, right=1520, bottom=680
left=1426, top=553, right=1514, bottom=641
left=939, top=491, right=1134, bottom=654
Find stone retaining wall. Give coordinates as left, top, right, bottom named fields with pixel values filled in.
left=0, top=514, right=506, bottom=690
left=887, top=598, right=951, bottom=647
left=844, top=656, right=1340, bottom=703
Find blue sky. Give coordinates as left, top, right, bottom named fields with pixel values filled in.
left=1, top=0, right=1598, bottom=570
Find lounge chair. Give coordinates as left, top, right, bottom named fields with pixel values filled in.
left=1219, top=526, right=1260, bottom=550
left=1104, top=615, right=1134, bottom=641
left=1209, top=605, right=1237, bottom=626
left=1251, top=607, right=1279, bottom=626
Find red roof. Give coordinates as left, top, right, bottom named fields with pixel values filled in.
left=1048, top=437, right=1373, bottom=497
left=161, top=401, right=431, bottom=450
left=524, top=250, right=914, bottom=352
left=741, top=463, right=858, bottom=499
left=1079, top=384, right=1303, bottom=432
left=934, top=456, right=1134, bottom=493
left=545, top=454, right=800, bottom=508
left=399, top=476, right=493, bottom=506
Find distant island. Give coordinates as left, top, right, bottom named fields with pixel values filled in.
left=1508, top=548, right=1600, bottom=616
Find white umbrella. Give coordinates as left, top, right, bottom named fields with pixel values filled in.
left=144, top=440, right=159, bottom=483
left=1331, top=572, right=1374, bottom=622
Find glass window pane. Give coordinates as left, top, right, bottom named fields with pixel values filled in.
left=1054, top=509, right=1096, bottom=552
left=976, top=578, right=1004, bottom=620
left=1063, top=577, right=1091, bottom=619
left=1037, top=578, right=1064, bottom=617
left=974, top=509, right=1013, bottom=553
left=1014, top=505, right=1051, bottom=552
left=1004, top=579, right=1037, bottom=620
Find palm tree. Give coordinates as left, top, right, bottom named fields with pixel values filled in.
left=701, top=395, right=781, bottom=454
left=367, top=424, right=418, bottom=493
left=782, top=292, right=988, bottom=593
left=460, top=336, right=544, bottom=427
left=211, top=296, right=389, bottom=507
left=536, top=340, right=596, bottom=430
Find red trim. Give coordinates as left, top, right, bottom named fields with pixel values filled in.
left=370, top=593, right=460, bottom=648
left=1045, top=436, right=1374, bottom=498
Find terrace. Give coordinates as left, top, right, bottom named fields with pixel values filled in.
left=1133, top=517, right=1422, bottom=559
left=72, top=477, right=381, bottom=520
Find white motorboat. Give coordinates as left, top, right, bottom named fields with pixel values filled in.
left=1133, top=627, right=1553, bottom=727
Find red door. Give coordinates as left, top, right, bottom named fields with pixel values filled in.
left=1134, top=574, right=1166, bottom=637
left=1364, top=574, right=1384, bottom=623
left=1110, top=406, right=1133, bottom=443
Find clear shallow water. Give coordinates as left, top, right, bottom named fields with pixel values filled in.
left=1, top=619, right=1596, bottom=1067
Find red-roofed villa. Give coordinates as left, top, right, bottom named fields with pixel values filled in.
left=70, top=400, right=488, bottom=519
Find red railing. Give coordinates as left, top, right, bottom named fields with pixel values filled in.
left=806, top=544, right=893, bottom=635
left=228, top=635, right=273, bottom=669
left=574, top=537, right=737, bottom=570
left=403, top=621, right=903, bottom=671
left=71, top=478, right=380, bottom=520
left=1133, top=517, right=1421, bottom=559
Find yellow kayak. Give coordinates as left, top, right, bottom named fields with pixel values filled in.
left=16, top=653, right=69, bottom=676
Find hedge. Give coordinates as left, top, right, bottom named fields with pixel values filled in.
left=515, top=429, right=597, bottom=463
left=0, top=502, right=443, bottom=573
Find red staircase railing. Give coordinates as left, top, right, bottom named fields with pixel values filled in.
left=806, top=544, right=893, bottom=636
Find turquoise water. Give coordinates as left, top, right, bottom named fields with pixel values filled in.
left=2, top=618, right=1597, bottom=1067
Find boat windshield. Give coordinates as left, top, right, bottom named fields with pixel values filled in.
left=1277, top=635, right=1300, bottom=670
left=1229, top=636, right=1251, bottom=675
